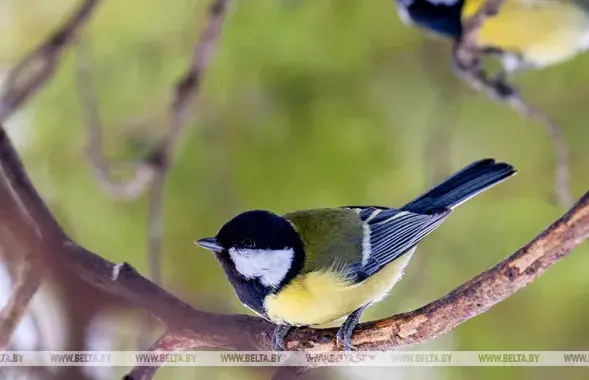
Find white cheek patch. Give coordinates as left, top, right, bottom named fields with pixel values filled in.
left=228, top=248, right=294, bottom=288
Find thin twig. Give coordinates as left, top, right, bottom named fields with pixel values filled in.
left=74, top=42, right=157, bottom=201
left=0, top=0, right=102, bottom=123
left=146, top=172, right=166, bottom=288
left=75, top=0, right=232, bottom=201
left=453, top=0, right=573, bottom=208
left=0, top=256, right=43, bottom=350
left=142, top=0, right=232, bottom=290
left=507, top=98, right=572, bottom=207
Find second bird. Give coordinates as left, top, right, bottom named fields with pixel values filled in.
left=396, top=0, right=589, bottom=75
left=195, top=159, right=516, bottom=351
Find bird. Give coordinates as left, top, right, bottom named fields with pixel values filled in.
left=195, top=159, right=516, bottom=351
left=395, top=0, right=589, bottom=90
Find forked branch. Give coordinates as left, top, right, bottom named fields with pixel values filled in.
left=75, top=0, right=232, bottom=201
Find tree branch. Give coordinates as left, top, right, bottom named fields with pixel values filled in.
left=74, top=43, right=158, bottom=201
left=75, top=0, right=231, bottom=201
left=0, top=122, right=587, bottom=363
left=453, top=0, right=573, bottom=208
left=0, top=254, right=43, bottom=350
left=125, top=331, right=203, bottom=380
left=0, top=0, right=102, bottom=123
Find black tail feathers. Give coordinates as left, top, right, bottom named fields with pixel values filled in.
left=402, top=159, right=516, bottom=213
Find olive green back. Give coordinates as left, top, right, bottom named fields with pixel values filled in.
left=283, top=208, right=364, bottom=275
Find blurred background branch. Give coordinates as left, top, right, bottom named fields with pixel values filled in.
left=143, top=0, right=232, bottom=297
left=74, top=0, right=232, bottom=203
left=453, top=0, right=573, bottom=208
left=74, top=43, right=157, bottom=201
left=0, top=253, right=43, bottom=350
left=0, top=0, right=102, bottom=123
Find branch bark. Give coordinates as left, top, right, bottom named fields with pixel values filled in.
left=453, top=0, right=573, bottom=208
left=125, top=331, right=204, bottom=380
left=0, top=122, right=587, bottom=363
left=0, top=0, right=102, bottom=123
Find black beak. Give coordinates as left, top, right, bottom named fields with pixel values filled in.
left=194, top=237, right=223, bottom=252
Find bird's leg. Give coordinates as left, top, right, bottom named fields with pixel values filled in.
left=451, top=41, right=480, bottom=76
left=487, top=51, right=529, bottom=100
left=452, top=42, right=520, bottom=100
left=336, top=304, right=370, bottom=351
left=480, top=46, right=504, bottom=57
left=272, top=324, right=292, bottom=351
left=488, top=70, right=519, bottom=100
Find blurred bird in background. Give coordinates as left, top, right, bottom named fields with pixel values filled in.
left=396, top=0, right=589, bottom=86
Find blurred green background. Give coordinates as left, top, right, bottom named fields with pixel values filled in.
left=1, top=0, right=588, bottom=379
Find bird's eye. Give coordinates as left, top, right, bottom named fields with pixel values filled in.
left=242, top=238, right=256, bottom=249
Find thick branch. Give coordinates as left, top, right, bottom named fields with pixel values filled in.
left=0, top=0, right=102, bottom=123
left=453, top=0, right=572, bottom=208
left=0, top=125, right=587, bottom=356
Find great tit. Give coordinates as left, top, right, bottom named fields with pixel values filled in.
left=195, top=159, right=516, bottom=351
left=396, top=0, right=589, bottom=74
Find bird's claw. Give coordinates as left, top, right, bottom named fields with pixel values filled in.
left=272, top=335, right=286, bottom=351
left=335, top=304, right=369, bottom=351
left=272, top=324, right=291, bottom=351
left=336, top=327, right=356, bottom=351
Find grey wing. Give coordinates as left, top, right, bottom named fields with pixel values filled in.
left=346, top=206, right=452, bottom=277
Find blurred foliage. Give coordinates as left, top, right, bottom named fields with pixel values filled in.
left=1, top=0, right=589, bottom=379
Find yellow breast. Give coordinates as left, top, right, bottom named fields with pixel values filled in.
left=264, top=252, right=414, bottom=326
left=462, top=0, right=589, bottom=67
